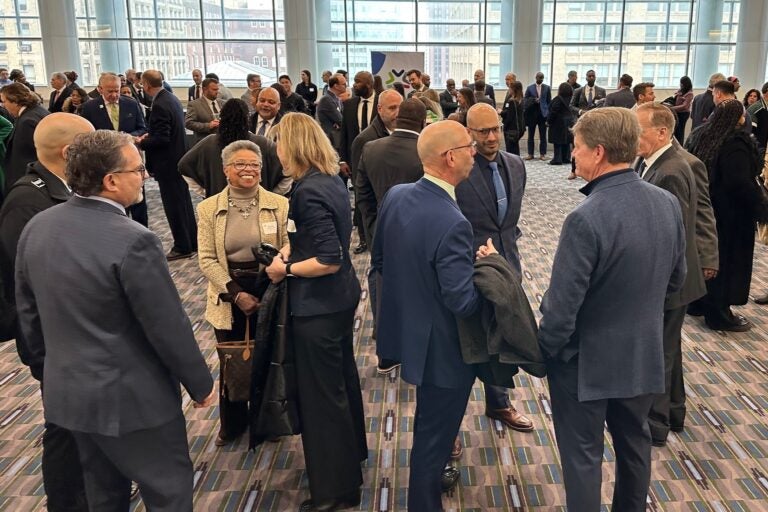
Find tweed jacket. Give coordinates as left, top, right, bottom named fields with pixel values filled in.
left=197, top=186, right=289, bottom=329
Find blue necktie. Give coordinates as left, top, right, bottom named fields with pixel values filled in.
left=489, top=161, right=507, bottom=223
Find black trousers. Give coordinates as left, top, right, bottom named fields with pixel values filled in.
left=649, top=305, right=687, bottom=441
left=674, top=112, right=690, bottom=145
left=504, top=131, right=521, bottom=156
left=154, top=174, right=197, bottom=254
left=43, top=422, right=89, bottom=512
left=548, top=360, right=653, bottom=512
left=292, top=308, right=367, bottom=502
left=71, top=414, right=194, bottom=512
left=526, top=111, right=547, bottom=157
left=552, top=143, right=571, bottom=164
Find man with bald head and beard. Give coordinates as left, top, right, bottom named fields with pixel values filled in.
left=0, top=112, right=95, bottom=512
left=340, top=71, right=379, bottom=253
left=374, top=120, right=498, bottom=510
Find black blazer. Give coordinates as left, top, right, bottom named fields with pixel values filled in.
left=3, top=104, right=49, bottom=190
left=340, top=94, right=379, bottom=163
left=137, top=89, right=187, bottom=179
left=287, top=169, right=361, bottom=317
left=48, top=87, right=72, bottom=113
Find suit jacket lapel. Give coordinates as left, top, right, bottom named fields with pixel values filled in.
left=467, top=162, right=500, bottom=226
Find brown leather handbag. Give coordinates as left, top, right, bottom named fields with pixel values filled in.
left=216, top=317, right=254, bottom=402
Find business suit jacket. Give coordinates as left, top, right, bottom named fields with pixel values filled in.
left=349, top=115, right=388, bottom=183
left=187, top=83, right=202, bottom=102
left=373, top=177, right=480, bottom=388
left=570, top=85, right=607, bottom=115
left=484, top=84, right=496, bottom=108
left=642, top=146, right=705, bottom=309
left=690, top=90, right=715, bottom=129
left=604, top=87, right=635, bottom=108
left=340, top=94, right=379, bottom=164
left=456, top=151, right=526, bottom=274
left=3, top=104, right=49, bottom=190
left=80, top=95, right=147, bottom=136
left=316, top=91, right=343, bottom=150
left=671, top=138, right=718, bottom=270
left=439, top=90, right=459, bottom=117
left=15, top=196, right=213, bottom=436
left=185, top=96, right=224, bottom=144
left=48, top=87, right=72, bottom=113
left=138, top=89, right=187, bottom=179
left=524, top=83, right=552, bottom=119
left=356, top=130, right=422, bottom=247
left=538, top=170, right=686, bottom=401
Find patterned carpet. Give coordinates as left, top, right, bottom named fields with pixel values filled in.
left=1, top=159, right=768, bottom=511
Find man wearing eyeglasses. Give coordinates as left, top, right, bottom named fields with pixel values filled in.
left=374, top=120, right=499, bottom=510
left=0, top=113, right=95, bottom=512
left=455, top=103, right=533, bottom=440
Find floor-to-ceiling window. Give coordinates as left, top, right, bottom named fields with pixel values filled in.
left=543, top=1, right=740, bottom=89
left=0, top=0, right=44, bottom=85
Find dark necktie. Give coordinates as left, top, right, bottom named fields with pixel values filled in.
left=211, top=100, right=218, bottom=114
left=257, top=120, right=268, bottom=136
left=361, top=99, right=369, bottom=130
left=195, top=85, right=200, bottom=99
left=637, top=159, right=647, bottom=177
left=489, top=161, right=507, bottom=223
left=587, top=88, right=594, bottom=106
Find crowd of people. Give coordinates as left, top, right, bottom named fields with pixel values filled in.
left=1, top=62, right=767, bottom=512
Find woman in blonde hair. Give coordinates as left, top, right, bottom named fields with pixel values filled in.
left=265, top=113, right=365, bottom=511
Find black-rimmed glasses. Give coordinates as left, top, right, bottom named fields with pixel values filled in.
left=469, top=124, right=503, bottom=136
left=110, top=164, right=147, bottom=176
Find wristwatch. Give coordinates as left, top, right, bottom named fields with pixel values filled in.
left=285, top=262, right=295, bottom=277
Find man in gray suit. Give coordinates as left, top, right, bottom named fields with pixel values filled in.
left=316, top=73, right=347, bottom=152
left=15, top=130, right=215, bottom=511
left=538, top=107, right=686, bottom=511
left=604, top=74, right=635, bottom=108
left=185, top=77, right=223, bottom=145
left=636, top=103, right=705, bottom=446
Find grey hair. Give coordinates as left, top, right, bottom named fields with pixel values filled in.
left=637, top=102, right=676, bottom=133
left=98, top=72, right=120, bottom=86
left=66, top=131, right=135, bottom=196
left=709, top=73, right=726, bottom=87
left=221, top=140, right=262, bottom=166
left=572, top=107, right=640, bottom=165
left=51, top=72, right=67, bottom=82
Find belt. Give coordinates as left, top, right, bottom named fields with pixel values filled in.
left=229, top=268, right=262, bottom=278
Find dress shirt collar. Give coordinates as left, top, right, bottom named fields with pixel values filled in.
left=393, top=128, right=419, bottom=137
left=17, top=105, right=27, bottom=117
left=423, top=173, right=456, bottom=201
left=475, top=153, right=501, bottom=171
left=642, top=142, right=673, bottom=172
left=76, top=193, right=126, bottom=214
left=579, top=168, right=635, bottom=196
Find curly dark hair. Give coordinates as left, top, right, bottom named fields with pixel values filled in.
left=743, top=88, right=761, bottom=108
left=217, top=98, right=251, bottom=149
left=685, top=99, right=745, bottom=169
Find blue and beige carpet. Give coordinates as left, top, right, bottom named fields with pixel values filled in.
left=1, top=159, right=768, bottom=511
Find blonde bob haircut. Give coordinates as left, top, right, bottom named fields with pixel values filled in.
left=271, top=112, right=339, bottom=179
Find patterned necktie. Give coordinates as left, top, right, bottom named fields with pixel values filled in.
left=361, top=99, right=369, bottom=130
left=489, top=161, right=507, bottom=223
left=587, top=87, right=594, bottom=106
left=211, top=100, right=218, bottom=114
left=257, top=119, right=268, bottom=136
left=108, top=103, right=119, bottom=130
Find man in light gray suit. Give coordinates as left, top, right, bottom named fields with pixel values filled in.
left=184, top=77, right=223, bottom=144
left=538, top=107, right=686, bottom=511
left=15, top=130, right=215, bottom=511
left=636, top=103, right=705, bottom=446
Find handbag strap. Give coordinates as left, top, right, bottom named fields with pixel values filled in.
left=242, top=315, right=252, bottom=360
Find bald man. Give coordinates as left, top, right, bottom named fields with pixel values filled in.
left=0, top=112, right=94, bottom=511
left=251, top=86, right=282, bottom=136
left=373, top=120, right=498, bottom=510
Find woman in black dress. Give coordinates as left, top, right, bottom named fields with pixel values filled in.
left=547, top=82, right=575, bottom=167
left=500, top=80, right=525, bottom=155
left=295, top=69, right=318, bottom=117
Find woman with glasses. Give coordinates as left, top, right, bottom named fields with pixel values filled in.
left=196, top=140, right=289, bottom=446
left=265, top=113, right=365, bottom=512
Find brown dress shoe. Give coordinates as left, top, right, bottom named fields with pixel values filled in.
left=524, top=155, right=534, bottom=161
left=451, top=436, right=463, bottom=459
left=486, top=407, right=534, bottom=432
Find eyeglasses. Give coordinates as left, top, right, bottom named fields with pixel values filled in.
left=110, top=164, right=147, bottom=177
left=227, top=161, right=261, bottom=171
left=440, top=141, right=477, bottom=156
left=469, top=124, right=503, bottom=137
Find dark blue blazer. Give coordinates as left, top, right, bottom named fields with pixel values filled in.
left=287, top=169, right=361, bottom=317
left=137, top=89, right=187, bottom=179
left=524, top=83, right=551, bottom=118
left=456, top=152, right=526, bottom=274
left=373, top=178, right=481, bottom=388
left=80, top=96, right=147, bottom=136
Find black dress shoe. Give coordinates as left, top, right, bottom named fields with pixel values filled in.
left=651, top=438, right=667, bottom=448
left=298, top=489, right=361, bottom=511
left=705, top=314, right=751, bottom=332
left=754, top=293, right=768, bottom=305
left=353, top=242, right=368, bottom=254
left=686, top=303, right=705, bottom=316
left=441, top=466, right=461, bottom=492
left=166, top=249, right=194, bottom=261
left=548, top=160, right=563, bottom=165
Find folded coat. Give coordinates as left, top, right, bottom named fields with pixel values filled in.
left=457, top=254, right=546, bottom=386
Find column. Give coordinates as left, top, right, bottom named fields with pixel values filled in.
left=38, top=1, right=81, bottom=79
left=94, top=0, right=132, bottom=76
left=734, top=0, right=768, bottom=88
left=284, top=0, right=318, bottom=82
left=497, top=0, right=515, bottom=81
left=315, top=0, right=334, bottom=73
left=692, top=0, right=724, bottom=88
left=512, top=0, right=543, bottom=83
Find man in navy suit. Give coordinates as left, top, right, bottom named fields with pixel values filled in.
left=524, top=72, right=551, bottom=160
left=374, top=120, right=497, bottom=511
left=455, top=103, right=533, bottom=438
left=81, top=72, right=148, bottom=226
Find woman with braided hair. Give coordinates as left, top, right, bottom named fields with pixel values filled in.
left=685, top=99, right=768, bottom=331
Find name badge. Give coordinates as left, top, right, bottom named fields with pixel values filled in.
left=287, top=219, right=297, bottom=233
left=262, top=221, right=277, bottom=235
left=309, top=87, right=315, bottom=92
left=505, top=103, right=509, bottom=108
